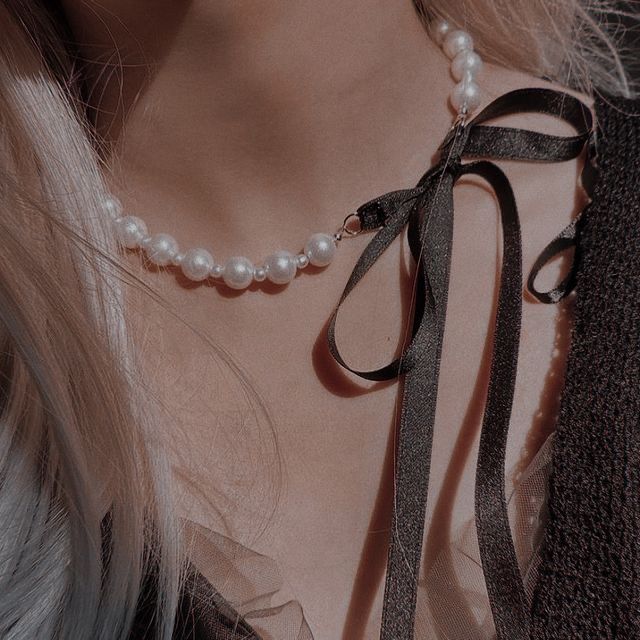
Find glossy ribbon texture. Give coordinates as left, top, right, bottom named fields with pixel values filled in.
left=326, top=88, right=596, bottom=640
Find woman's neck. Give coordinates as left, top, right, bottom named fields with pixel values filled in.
left=60, top=0, right=453, bottom=249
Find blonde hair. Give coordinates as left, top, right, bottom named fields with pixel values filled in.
left=0, top=3, right=178, bottom=638
left=0, top=1, right=635, bottom=638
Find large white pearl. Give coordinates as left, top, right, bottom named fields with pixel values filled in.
left=223, top=256, right=254, bottom=290
left=429, top=19, right=451, bottom=45
left=146, top=233, right=178, bottom=266
left=450, top=80, right=482, bottom=114
left=104, top=196, right=123, bottom=219
left=451, top=50, right=483, bottom=81
left=265, top=250, right=297, bottom=285
left=443, top=30, right=474, bottom=59
left=115, top=215, right=148, bottom=249
left=181, top=248, right=214, bottom=282
left=304, top=233, right=336, bottom=267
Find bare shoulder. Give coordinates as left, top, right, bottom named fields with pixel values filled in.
left=479, top=62, right=594, bottom=131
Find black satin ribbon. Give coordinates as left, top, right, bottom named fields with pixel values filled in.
left=326, top=88, right=596, bottom=640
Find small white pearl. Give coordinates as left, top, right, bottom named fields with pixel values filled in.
left=115, top=215, right=148, bottom=249
left=223, top=256, right=254, bottom=290
left=104, top=196, right=123, bottom=220
left=145, top=233, right=178, bottom=266
left=264, top=250, right=297, bottom=285
left=450, top=79, right=482, bottom=114
left=210, top=264, right=224, bottom=278
left=296, top=254, right=310, bottom=269
left=429, top=19, right=451, bottom=45
left=443, top=30, right=474, bottom=59
left=172, top=253, right=185, bottom=267
left=253, top=266, right=267, bottom=282
left=181, top=248, right=214, bottom=282
left=451, top=50, right=483, bottom=81
left=304, top=233, right=336, bottom=267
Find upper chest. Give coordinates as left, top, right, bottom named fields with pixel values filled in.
left=126, top=161, right=580, bottom=637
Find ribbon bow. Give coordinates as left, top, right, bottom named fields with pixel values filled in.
left=326, top=87, right=596, bottom=640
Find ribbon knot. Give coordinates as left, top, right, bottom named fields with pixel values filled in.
left=326, top=88, right=596, bottom=640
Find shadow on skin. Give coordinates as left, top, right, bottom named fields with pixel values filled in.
left=61, top=0, right=194, bottom=145
left=340, top=396, right=398, bottom=640
left=422, top=240, right=501, bottom=639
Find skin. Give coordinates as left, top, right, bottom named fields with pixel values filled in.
left=61, top=1, right=592, bottom=637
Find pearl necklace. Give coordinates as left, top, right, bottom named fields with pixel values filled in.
left=109, top=19, right=482, bottom=290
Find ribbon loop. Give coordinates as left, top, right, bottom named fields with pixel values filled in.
left=526, top=215, right=584, bottom=304
left=525, top=101, right=598, bottom=304
left=463, top=88, right=593, bottom=162
left=327, top=177, right=439, bottom=381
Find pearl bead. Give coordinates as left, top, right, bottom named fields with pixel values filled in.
left=304, top=233, right=336, bottom=267
left=450, top=79, right=482, bottom=114
left=115, top=215, right=148, bottom=249
left=146, top=233, right=178, bottom=266
left=210, top=264, right=224, bottom=278
left=253, top=266, right=267, bottom=282
left=223, top=256, right=254, bottom=290
left=104, top=196, right=123, bottom=220
left=265, top=250, right=297, bottom=285
left=181, top=248, right=214, bottom=282
left=451, top=50, right=483, bottom=81
left=296, top=254, right=310, bottom=269
left=430, top=19, right=451, bottom=45
left=172, top=253, right=185, bottom=267
left=443, top=30, right=474, bottom=59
